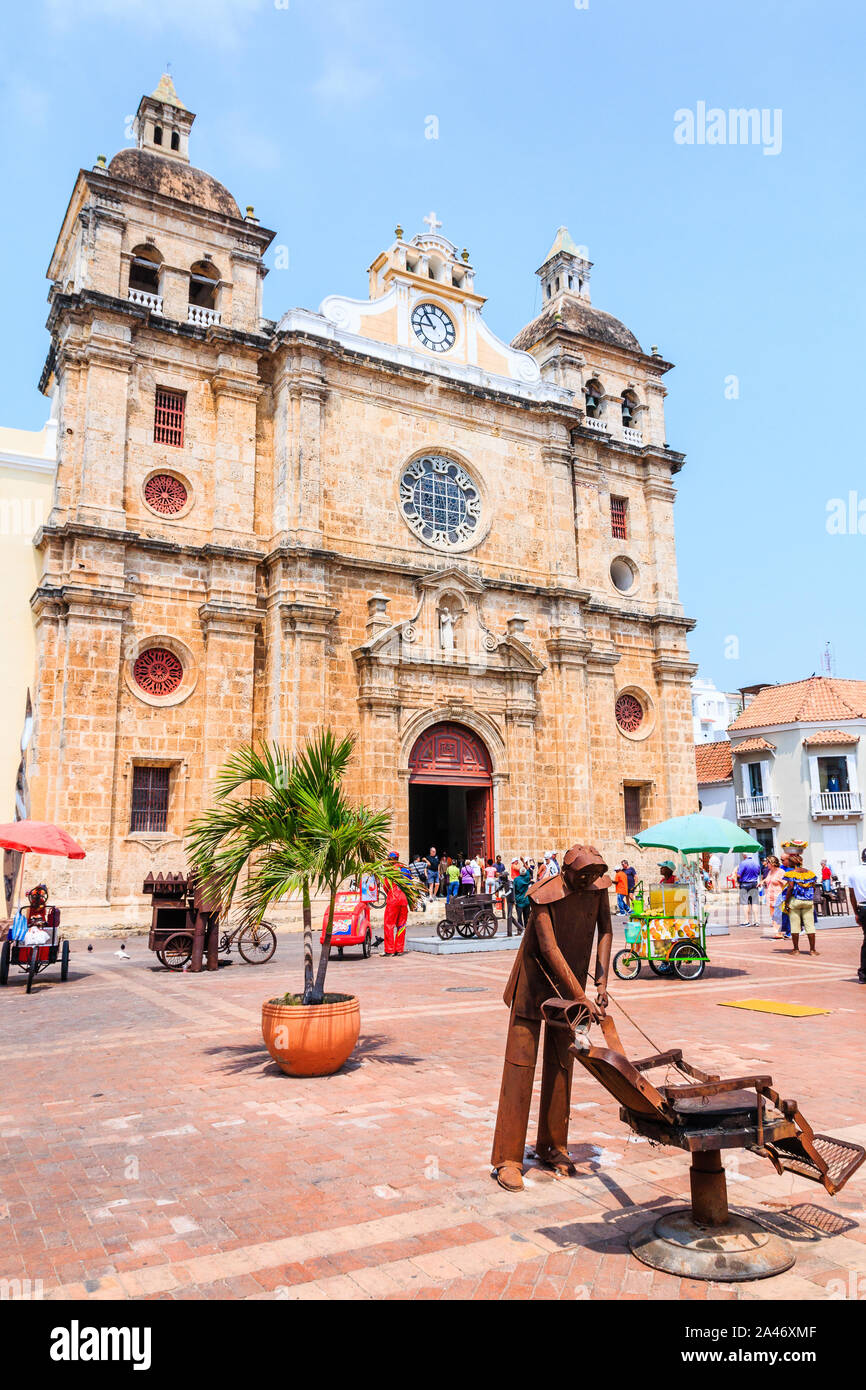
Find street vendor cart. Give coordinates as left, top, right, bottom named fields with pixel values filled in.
left=614, top=882, right=708, bottom=981
left=612, top=813, right=763, bottom=986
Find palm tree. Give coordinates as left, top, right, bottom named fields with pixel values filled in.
left=186, top=730, right=414, bottom=1003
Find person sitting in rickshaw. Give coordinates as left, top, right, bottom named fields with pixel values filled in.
left=23, top=884, right=51, bottom=945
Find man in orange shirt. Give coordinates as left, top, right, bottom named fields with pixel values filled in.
left=614, top=865, right=629, bottom=917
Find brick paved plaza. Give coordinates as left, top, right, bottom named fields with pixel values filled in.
left=2, top=920, right=864, bottom=1303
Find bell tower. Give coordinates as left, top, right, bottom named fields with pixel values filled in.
left=133, top=74, right=195, bottom=163
left=537, top=226, right=593, bottom=305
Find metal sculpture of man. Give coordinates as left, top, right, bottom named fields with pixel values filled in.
left=490, top=844, right=613, bottom=1191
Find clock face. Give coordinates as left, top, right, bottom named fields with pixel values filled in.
left=399, top=454, right=482, bottom=550
left=411, top=302, right=456, bottom=353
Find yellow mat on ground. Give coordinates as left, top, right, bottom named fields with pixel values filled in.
left=718, top=999, right=831, bottom=1017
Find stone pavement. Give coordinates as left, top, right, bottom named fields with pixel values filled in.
left=1, top=920, right=864, bottom=1301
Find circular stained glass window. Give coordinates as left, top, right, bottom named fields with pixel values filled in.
left=399, top=455, right=481, bottom=550
left=133, top=647, right=184, bottom=697
left=615, top=693, right=644, bottom=733
left=144, top=473, right=188, bottom=515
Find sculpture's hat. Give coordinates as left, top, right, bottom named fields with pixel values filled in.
left=530, top=844, right=611, bottom=902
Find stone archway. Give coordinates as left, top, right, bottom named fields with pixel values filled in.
left=407, top=722, right=494, bottom=861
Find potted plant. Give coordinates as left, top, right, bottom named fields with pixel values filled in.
left=186, top=730, right=415, bottom=1076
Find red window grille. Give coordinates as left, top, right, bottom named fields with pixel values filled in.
left=144, top=473, right=188, bottom=515
left=610, top=496, right=628, bottom=540
left=133, top=647, right=184, bottom=697
left=616, top=693, right=644, bottom=733
left=131, top=765, right=170, bottom=833
left=623, top=785, right=643, bottom=838
left=154, top=388, right=185, bottom=447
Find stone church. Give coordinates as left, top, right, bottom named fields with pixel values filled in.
left=30, top=78, right=698, bottom=929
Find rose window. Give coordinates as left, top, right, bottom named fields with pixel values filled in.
left=399, top=455, right=482, bottom=550
left=133, top=647, right=184, bottom=697
left=615, top=694, right=644, bottom=733
left=144, top=473, right=188, bottom=515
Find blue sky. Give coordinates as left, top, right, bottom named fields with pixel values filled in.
left=2, top=0, right=863, bottom=691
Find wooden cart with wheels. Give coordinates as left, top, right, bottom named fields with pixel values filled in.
left=437, top=892, right=498, bottom=941
left=143, top=873, right=277, bottom=972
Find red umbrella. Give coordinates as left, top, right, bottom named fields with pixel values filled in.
left=1, top=821, right=86, bottom=922
left=0, top=821, right=86, bottom=859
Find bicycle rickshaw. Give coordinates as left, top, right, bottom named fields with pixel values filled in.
left=437, top=891, right=499, bottom=941
left=0, top=819, right=85, bottom=994
left=1, top=906, right=70, bottom=993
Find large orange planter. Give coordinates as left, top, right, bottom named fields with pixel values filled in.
left=261, top=994, right=360, bottom=1077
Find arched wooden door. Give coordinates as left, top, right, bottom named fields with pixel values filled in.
left=408, top=723, right=493, bottom=859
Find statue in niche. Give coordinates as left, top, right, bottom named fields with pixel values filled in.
left=438, top=605, right=457, bottom=658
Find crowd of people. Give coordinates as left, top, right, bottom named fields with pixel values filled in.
left=409, top=847, right=574, bottom=935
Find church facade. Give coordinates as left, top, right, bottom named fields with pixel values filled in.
left=30, top=79, right=698, bottom=929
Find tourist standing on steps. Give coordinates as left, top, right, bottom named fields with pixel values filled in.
left=446, top=858, right=460, bottom=900
left=460, top=859, right=476, bottom=895
left=438, top=855, right=449, bottom=898
left=425, top=847, right=440, bottom=899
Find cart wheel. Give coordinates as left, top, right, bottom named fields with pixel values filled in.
left=670, top=941, right=706, bottom=981
left=60, top=940, right=70, bottom=982
left=162, top=934, right=192, bottom=971
left=475, top=914, right=497, bottom=939
left=155, top=951, right=166, bottom=967
left=613, top=948, right=642, bottom=981
left=237, top=922, right=277, bottom=965
left=456, top=922, right=475, bottom=938
left=362, top=930, right=373, bottom=958
left=0, top=940, right=9, bottom=986
left=437, top=920, right=456, bottom=940
left=26, top=949, right=39, bottom=994
left=649, top=958, right=674, bottom=977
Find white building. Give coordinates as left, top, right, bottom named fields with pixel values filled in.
left=727, top=676, right=866, bottom=880
left=691, top=677, right=742, bottom=744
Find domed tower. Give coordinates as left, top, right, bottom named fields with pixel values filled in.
left=514, top=229, right=697, bottom=842
left=31, top=79, right=275, bottom=920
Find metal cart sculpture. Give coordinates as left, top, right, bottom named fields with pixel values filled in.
left=614, top=881, right=709, bottom=982
left=143, top=872, right=276, bottom=972
left=542, top=998, right=865, bottom=1281
left=437, top=891, right=499, bottom=941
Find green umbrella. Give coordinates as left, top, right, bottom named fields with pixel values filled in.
left=633, top=814, right=761, bottom=856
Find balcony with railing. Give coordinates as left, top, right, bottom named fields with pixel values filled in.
left=128, top=288, right=162, bottom=313
left=810, top=789, right=863, bottom=817
left=736, top=793, right=781, bottom=821
left=187, top=305, right=221, bottom=327
left=622, top=427, right=644, bottom=446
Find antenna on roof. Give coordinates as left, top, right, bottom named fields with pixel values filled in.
left=822, top=641, right=835, bottom=676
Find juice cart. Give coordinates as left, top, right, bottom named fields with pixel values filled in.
left=613, top=881, right=708, bottom=981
